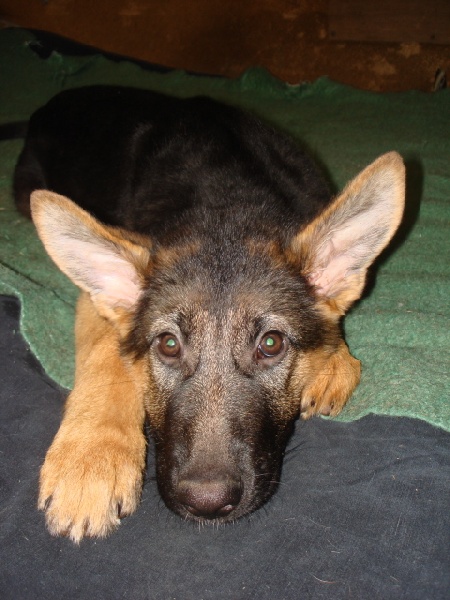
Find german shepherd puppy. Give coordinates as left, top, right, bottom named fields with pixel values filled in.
left=14, top=86, right=405, bottom=542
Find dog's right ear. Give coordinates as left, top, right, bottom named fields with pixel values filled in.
left=31, top=191, right=151, bottom=324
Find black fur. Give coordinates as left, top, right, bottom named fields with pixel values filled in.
left=15, top=86, right=331, bottom=234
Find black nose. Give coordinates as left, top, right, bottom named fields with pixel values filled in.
left=177, top=477, right=242, bottom=519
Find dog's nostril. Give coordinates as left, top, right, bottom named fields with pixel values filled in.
left=178, top=478, right=242, bottom=519
left=185, top=502, right=235, bottom=518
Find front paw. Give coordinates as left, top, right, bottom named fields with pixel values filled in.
left=300, top=344, right=361, bottom=419
left=38, top=431, right=146, bottom=543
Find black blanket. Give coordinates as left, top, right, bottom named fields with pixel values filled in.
left=1, top=295, right=449, bottom=600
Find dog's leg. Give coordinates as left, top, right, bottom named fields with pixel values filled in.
left=300, top=342, right=361, bottom=419
left=38, top=292, right=147, bottom=542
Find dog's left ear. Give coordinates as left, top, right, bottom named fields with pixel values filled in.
left=291, top=152, right=405, bottom=315
left=30, top=190, right=151, bottom=325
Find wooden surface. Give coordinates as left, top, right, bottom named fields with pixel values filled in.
left=1, top=0, right=449, bottom=91
left=329, top=0, right=450, bottom=44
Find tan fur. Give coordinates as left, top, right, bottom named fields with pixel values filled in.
left=38, top=293, right=147, bottom=542
left=153, top=240, right=201, bottom=270
left=297, top=342, right=361, bottom=419
left=246, top=238, right=285, bottom=266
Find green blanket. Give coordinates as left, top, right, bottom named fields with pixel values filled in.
left=1, top=29, right=448, bottom=430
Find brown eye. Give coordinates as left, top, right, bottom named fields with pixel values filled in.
left=257, top=331, right=285, bottom=359
left=158, top=333, right=181, bottom=358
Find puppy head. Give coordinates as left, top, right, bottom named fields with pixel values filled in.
left=31, top=151, right=405, bottom=522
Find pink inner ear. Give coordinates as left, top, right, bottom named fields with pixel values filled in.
left=32, top=190, right=148, bottom=311
left=295, top=152, right=405, bottom=308
left=56, top=235, right=144, bottom=309
left=89, top=251, right=143, bottom=308
left=306, top=239, right=352, bottom=298
left=305, top=217, right=376, bottom=299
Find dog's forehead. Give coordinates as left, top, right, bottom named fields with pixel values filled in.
left=143, top=239, right=318, bottom=339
